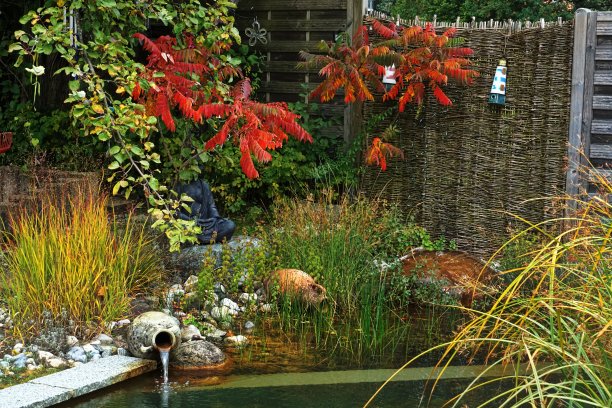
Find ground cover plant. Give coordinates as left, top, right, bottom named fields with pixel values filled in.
left=366, top=178, right=612, bottom=407
left=0, top=191, right=161, bottom=340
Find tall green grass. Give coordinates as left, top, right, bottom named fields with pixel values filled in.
left=367, top=183, right=612, bottom=406
left=0, top=192, right=161, bottom=339
left=261, top=194, right=460, bottom=364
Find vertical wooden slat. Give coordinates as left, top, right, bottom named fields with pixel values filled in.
left=581, top=11, right=598, bottom=161
left=266, top=10, right=272, bottom=103
left=566, top=9, right=591, bottom=210
left=344, top=0, right=365, bottom=145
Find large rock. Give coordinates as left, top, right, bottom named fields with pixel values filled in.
left=170, top=340, right=227, bottom=370
left=400, top=249, right=497, bottom=306
left=166, top=235, right=261, bottom=280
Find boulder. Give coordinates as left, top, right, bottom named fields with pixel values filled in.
left=166, top=235, right=261, bottom=281
left=94, top=333, right=114, bottom=346
left=184, top=275, right=199, bottom=293
left=265, top=269, right=327, bottom=306
left=224, top=335, right=248, bottom=347
left=238, top=292, right=257, bottom=304
left=170, top=340, right=227, bottom=370
left=66, top=346, right=87, bottom=364
left=211, top=306, right=235, bottom=322
left=181, top=325, right=202, bottom=342
left=400, top=249, right=497, bottom=306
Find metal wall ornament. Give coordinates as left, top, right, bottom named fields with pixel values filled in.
left=245, top=17, right=268, bottom=46
left=488, top=58, right=507, bottom=106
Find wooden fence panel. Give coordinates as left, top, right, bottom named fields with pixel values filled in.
left=236, top=0, right=365, bottom=141
left=568, top=9, right=612, bottom=199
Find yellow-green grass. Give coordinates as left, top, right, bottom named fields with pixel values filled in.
left=366, top=180, right=612, bottom=407
left=1, top=192, right=161, bottom=339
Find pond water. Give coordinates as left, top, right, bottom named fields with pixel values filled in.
left=62, top=309, right=482, bottom=407
left=64, top=364, right=512, bottom=408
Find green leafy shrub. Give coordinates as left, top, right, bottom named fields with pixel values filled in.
left=196, top=236, right=276, bottom=302
left=0, top=191, right=161, bottom=339
left=0, top=89, right=103, bottom=171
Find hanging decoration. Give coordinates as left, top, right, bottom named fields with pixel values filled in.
left=63, top=7, right=80, bottom=51
left=382, top=64, right=396, bottom=92
left=245, top=17, right=268, bottom=47
left=488, top=58, right=507, bottom=106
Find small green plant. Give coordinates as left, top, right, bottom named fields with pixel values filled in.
left=0, top=191, right=161, bottom=339
left=387, top=263, right=457, bottom=306
left=182, top=313, right=210, bottom=335
left=374, top=206, right=456, bottom=257
left=196, top=234, right=277, bottom=303
left=196, top=254, right=217, bottom=304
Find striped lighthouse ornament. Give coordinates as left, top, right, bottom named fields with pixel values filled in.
left=488, top=58, right=507, bottom=106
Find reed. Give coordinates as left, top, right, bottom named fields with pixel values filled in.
left=366, top=177, right=612, bottom=407
left=263, top=193, right=460, bottom=363
left=0, top=191, right=161, bottom=339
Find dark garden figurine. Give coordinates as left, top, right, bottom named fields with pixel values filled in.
left=175, top=180, right=235, bottom=244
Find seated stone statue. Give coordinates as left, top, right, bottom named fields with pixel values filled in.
left=175, top=179, right=235, bottom=244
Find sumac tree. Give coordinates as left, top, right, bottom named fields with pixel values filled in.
left=299, top=19, right=478, bottom=170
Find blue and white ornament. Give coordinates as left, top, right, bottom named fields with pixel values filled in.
left=488, top=58, right=507, bottom=106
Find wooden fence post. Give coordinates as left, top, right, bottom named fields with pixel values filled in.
left=344, top=0, right=366, bottom=146
left=566, top=8, right=596, bottom=214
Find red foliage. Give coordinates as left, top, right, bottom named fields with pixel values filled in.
left=365, top=137, right=404, bottom=171
left=132, top=34, right=312, bottom=179
left=201, top=79, right=312, bottom=179
left=299, top=19, right=479, bottom=170
left=297, top=26, right=383, bottom=103
left=378, top=23, right=479, bottom=111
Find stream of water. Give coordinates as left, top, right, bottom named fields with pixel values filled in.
left=159, top=349, right=170, bottom=384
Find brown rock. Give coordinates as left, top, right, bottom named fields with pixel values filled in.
left=170, top=340, right=227, bottom=370
left=401, top=249, right=496, bottom=306
left=265, top=269, right=327, bottom=306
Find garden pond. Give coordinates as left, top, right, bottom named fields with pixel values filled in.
left=60, top=313, right=510, bottom=408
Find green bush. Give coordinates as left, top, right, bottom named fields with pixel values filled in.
left=259, top=194, right=458, bottom=361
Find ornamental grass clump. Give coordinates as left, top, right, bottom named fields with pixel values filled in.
left=366, top=176, right=612, bottom=407
left=0, top=192, right=161, bottom=339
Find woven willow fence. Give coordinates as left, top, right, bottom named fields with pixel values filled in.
left=361, top=17, right=574, bottom=257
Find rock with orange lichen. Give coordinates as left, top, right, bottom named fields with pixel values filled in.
left=401, top=249, right=497, bottom=306
left=265, top=269, right=327, bottom=306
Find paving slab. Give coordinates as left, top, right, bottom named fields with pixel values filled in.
left=207, top=363, right=543, bottom=390
left=0, top=381, right=74, bottom=408
left=0, top=356, right=157, bottom=408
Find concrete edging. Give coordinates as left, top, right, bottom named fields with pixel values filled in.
left=0, top=355, right=157, bottom=407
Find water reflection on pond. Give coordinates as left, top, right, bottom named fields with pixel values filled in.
left=62, top=308, right=484, bottom=408
left=65, top=366, right=510, bottom=408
